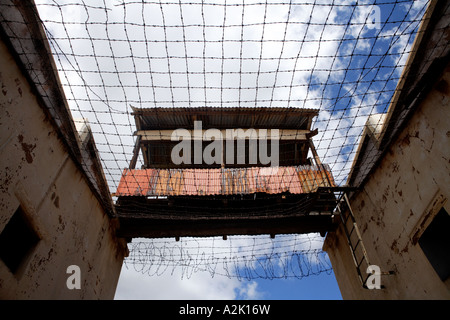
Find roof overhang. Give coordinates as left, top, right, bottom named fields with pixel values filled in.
left=131, top=106, right=319, bottom=131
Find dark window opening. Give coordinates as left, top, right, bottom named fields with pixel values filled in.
left=419, top=207, right=450, bottom=281
left=0, top=206, right=40, bottom=274
left=144, top=140, right=310, bottom=168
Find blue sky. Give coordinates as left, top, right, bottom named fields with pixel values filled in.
left=247, top=273, right=342, bottom=300
left=34, top=0, right=428, bottom=300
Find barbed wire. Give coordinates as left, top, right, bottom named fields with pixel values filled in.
left=124, top=234, right=333, bottom=280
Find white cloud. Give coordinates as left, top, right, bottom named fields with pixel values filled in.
left=115, top=267, right=242, bottom=300
left=238, top=281, right=263, bottom=300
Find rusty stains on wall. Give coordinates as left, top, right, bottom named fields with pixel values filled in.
left=17, top=134, right=36, bottom=164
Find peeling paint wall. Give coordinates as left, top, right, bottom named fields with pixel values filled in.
left=0, top=33, right=127, bottom=299
left=324, top=63, right=450, bottom=299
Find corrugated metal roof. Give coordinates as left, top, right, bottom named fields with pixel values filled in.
left=131, top=106, right=319, bottom=130
left=115, top=165, right=335, bottom=197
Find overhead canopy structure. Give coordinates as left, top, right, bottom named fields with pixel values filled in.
left=115, top=107, right=340, bottom=239
left=128, top=106, right=320, bottom=169
left=131, top=106, right=318, bottom=130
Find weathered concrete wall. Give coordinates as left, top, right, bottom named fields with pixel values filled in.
left=0, top=33, right=127, bottom=299
left=324, top=63, right=450, bottom=299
